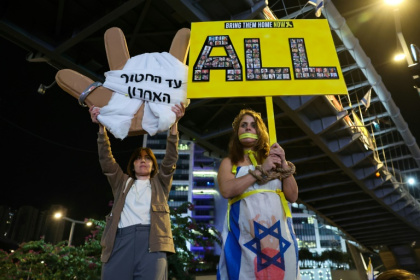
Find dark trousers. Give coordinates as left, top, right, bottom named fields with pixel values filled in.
left=102, top=224, right=167, bottom=280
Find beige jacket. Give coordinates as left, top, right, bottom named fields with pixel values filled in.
left=98, top=131, right=177, bottom=263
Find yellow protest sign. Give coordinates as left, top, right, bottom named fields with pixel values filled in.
left=187, top=20, right=347, bottom=98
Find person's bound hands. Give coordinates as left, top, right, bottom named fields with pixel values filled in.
left=269, top=143, right=287, bottom=168
left=261, top=143, right=287, bottom=171
left=269, top=143, right=285, bottom=160
left=261, top=154, right=280, bottom=172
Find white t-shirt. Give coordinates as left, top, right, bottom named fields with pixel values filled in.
left=118, top=179, right=151, bottom=228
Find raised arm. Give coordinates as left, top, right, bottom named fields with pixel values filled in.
left=156, top=102, right=186, bottom=191
left=159, top=102, right=185, bottom=176
left=169, top=102, right=185, bottom=135
left=89, top=106, right=125, bottom=191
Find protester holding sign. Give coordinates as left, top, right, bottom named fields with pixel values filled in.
left=217, top=109, right=300, bottom=280
left=89, top=102, right=185, bottom=280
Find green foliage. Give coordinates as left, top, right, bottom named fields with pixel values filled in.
left=0, top=203, right=221, bottom=280
left=168, top=202, right=221, bottom=280
left=0, top=220, right=104, bottom=280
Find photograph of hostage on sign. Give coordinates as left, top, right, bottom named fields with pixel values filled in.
left=188, top=20, right=348, bottom=99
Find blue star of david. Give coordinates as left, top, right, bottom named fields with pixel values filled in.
left=244, top=220, right=291, bottom=272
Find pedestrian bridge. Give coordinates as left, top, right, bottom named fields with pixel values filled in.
left=1, top=0, right=419, bottom=273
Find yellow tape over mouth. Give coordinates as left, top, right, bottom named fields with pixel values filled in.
left=239, top=133, right=258, bottom=140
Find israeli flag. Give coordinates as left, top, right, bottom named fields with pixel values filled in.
left=361, top=88, right=372, bottom=112
left=308, top=0, right=324, bottom=17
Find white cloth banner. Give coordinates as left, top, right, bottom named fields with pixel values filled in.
left=98, top=52, right=188, bottom=139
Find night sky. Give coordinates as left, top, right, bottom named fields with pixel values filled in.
left=1, top=38, right=145, bottom=221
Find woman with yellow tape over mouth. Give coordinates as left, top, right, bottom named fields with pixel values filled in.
left=217, top=109, right=300, bottom=280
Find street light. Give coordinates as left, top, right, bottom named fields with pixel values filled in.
left=53, top=212, right=92, bottom=246
left=385, top=0, right=420, bottom=93
left=386, top=0, right=413, bottom=63
left=393, top=53, right=406, bottom=61
left=407, top=177, right=416, bottom=185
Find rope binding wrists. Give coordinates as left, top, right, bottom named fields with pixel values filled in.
left=248, top=161, right=296, bottom=185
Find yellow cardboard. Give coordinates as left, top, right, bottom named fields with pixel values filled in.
left=188, top=20, right=347, bottom=98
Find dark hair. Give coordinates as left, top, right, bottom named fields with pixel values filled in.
left=126, top=147, right=158, bottom=179
left=229, top=109, right=270, bottom=165
left=376, top=269, right=419, bottom=280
